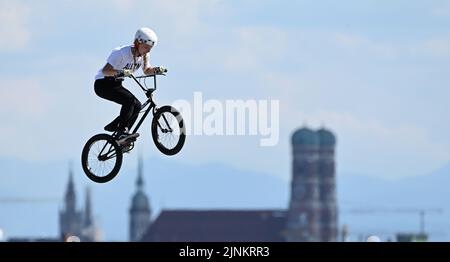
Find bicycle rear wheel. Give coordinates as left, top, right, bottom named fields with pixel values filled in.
left=151, top=105, right=186, bottom=155
left=81, top=134, right=123, bottom=183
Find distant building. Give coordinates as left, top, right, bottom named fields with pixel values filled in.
left=142, top=210, right=286, bottom=242
left=7, top=237, right=60, bottom=242
left=137, top=127, right=338, bottom=242
left=129, top=157, right=151, bottom=242
left=284, top=127, right=338, bottom=242
left=396, top=233, right=428, bottom=242
left=59, top=166, right=101, bottom=242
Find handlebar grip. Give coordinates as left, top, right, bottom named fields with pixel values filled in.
left=155, top=67, right=168, bottom=74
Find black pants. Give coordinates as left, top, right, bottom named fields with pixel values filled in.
left=94, top=78, right=142, bottom=131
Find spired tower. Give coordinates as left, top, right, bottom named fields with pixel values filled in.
left=84, top=187, right=93, bottom=232
left=59, top=166, right=83, bottom=240
left=285, top=127, right=321, bottom=241
left=317, top=128, right=338, bottom=242
left=81, top=187, right=97, bottom=242
left=129, top=157, right=151, bottom=242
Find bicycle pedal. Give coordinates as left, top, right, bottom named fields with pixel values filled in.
left=116, top=133, right=140, bottom=145
left=126, top=133, right=140, bottom=140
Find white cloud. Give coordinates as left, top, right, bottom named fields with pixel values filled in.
left=0, top=79, right=48, bottom=118
left=222, top=26, right=289, bottom=72
left=0, top=1, right=30, bottom=51
left=151, top=0, right=222, bottom=35
left=108, top=0, right=224, bottom=38
left=419, top=35, right=450, bottom=58
left=332, top=32, right=398, bottom=59
left=0, top=78, right=53, bottom=161
left=257, top=31, right=450, bottom=178
left=432, top=6, right=450, bottom=17
left=332, top=31, right=450, bottom=60
left=334, top=32, right=367, bottom=48
left=112, top=0, right=136, bottom=12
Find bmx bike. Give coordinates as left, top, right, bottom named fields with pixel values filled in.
left=81, top=70, right=186, bottom=183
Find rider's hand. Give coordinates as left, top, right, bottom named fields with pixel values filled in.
left=153, top=66, right=167, bottom=74
left=123, top=69, right=132, bottom=77
left=116, top=69, right=132, bottom=78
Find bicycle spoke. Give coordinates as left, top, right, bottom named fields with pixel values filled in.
left=156, top=112, right=181, bottom=150
left=87, top=139, right=117, bottom=178
left=150, top=106, right=185, bottom=156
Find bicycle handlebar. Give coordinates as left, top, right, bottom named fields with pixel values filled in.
left=129, top=71, right=166, bottom=94
left=134, top=73, right=166, bottom=79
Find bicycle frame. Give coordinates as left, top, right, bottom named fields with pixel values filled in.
left=92, top=72, right=178, bottom=163
left=110, top=73, right=166, bottom=137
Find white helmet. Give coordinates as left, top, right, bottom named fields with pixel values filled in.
left=135, top=27, right=158, bottom=47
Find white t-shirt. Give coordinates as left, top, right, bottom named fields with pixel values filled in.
left=95, top=45, right=150, bottom=80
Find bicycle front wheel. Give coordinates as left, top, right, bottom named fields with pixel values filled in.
left=151, top=105, right=186, bottom=155
left=81, top=134, right=123, bottom=183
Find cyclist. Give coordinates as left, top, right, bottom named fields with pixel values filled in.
left=94, top=27, right=165, bottom=138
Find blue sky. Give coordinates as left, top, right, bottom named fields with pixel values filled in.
left=1, top=0, right=450, bottom=181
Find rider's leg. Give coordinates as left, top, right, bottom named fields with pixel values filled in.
left=126, top=98, right=142, bottom=131
left=115, top=92, right=141, bottom=134
left=94, top=79, right=140, bottom=134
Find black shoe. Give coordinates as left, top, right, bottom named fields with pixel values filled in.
left=104, top=122, right=118, bottom=132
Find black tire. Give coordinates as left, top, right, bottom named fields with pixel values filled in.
left=151, top=105, right=186, bottom=155
left=81, top=133, right=123, bottom=183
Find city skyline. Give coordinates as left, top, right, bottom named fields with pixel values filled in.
left=1, top=126, right=448, bottom=241
left=4, top=127, right=339, bottom=242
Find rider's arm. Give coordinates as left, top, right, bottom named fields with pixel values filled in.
left=144, top=66, right=158, bottom=75
left=143, top=54, right=156, bottom=75
left=102, top=63, right=122, bottom=77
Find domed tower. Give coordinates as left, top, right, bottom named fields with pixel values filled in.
left=285, top=127, right=321, bottom=242
left=129, top=157, right=151, bottom=242
left=317, top=128, right=338, bottom=242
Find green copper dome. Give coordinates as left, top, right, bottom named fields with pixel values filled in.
left=292, top=127, right=319, bottom=146
left=317, top=128, right=336, bottom=146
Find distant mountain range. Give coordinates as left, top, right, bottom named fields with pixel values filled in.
left=1, top=156, right=449, bottom=241
left=337, top=161, right=450, bottom=241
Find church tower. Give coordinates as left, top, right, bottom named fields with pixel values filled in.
left=285, top=127, right=338, bottom=242
left=84, top=187, right=93, bottom=230
left=317, top=128, right=338, bottom=242
left=129, top=157, right=151, bottom=242
left=285, top=127, right=321, bottom=241
left=59, top=165, right=83, bottom=241
left=81, top=187, right=97, bottom=242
